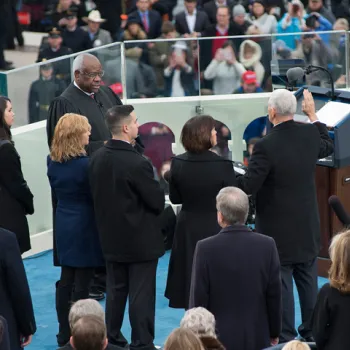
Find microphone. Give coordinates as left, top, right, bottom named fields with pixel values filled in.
left=286, top=67, right=305, bottom=85
left=328, top=195, right=350, bottom=226
left=286, top=65, right=336, bottom=100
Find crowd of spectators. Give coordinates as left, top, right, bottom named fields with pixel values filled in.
left=0, top=0, right=347, bottom=123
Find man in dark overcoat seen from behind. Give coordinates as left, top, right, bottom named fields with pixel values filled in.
left=190, top=186, right=282, bottom=350
left=89, top=104, right=165, bottom=350
left=237, top=88, right=334, bottom=343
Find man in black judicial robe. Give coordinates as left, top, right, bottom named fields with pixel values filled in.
left=47, top=53, right=122, bottom=300
left=237, top=89, right=334, bottom=343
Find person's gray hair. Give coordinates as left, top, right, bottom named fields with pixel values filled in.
left=69, top=299, right=105, bottom=330
left=180, top=307, right=216, bottom=338
left=72, top=53, right=98, bottom=73
left=268, top=89, right=297, bottom=117
left=216, top=187, right=249, bottom=225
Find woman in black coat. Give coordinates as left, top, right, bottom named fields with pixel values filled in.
left=0, top=228, right=36, bottom=349
left=312, top=230, right=350, bottom=350
left=0, top=96, right=34, bottom=254
left=165, top=115, right=237, bottom=309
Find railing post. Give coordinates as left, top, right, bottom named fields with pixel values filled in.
left=0, top=72, right=8, bottom=96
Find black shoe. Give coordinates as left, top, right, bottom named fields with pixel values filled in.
left=303, top=336, right=315, bottom=342
left=0, top=63, right=14, bottom=71
left=5, top=60, right=13, bottom=65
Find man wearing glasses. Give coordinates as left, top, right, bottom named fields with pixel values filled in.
left=47, top=53, right=125, bottom=304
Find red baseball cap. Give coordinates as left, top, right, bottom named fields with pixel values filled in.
left=242, top=71, right=257, bottom=84
left=109, top=83, right=123, bottom=95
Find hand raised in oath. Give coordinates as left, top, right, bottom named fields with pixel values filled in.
left=302, top=89, right=318, bottom=122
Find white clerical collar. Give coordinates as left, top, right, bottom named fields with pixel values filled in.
left=74, top=81, right=94, bottom=97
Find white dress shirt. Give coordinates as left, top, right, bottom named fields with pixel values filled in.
left=185, top=9, right=197, bottom=33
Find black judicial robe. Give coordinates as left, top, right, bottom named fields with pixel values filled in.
left=47, top=83, right=122, bottom=266
left=47, top=83, right=122, bottom=154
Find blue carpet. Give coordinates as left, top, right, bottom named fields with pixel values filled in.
left=23, top=250, right=328, bottom=350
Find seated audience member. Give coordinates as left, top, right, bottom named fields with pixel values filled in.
left=59, top=299, right=117, bottom=350
left=276, top=0, right=305, bottom=50
left=204, top=41, right=246, bottom=95
left=234, top=71, right=263, bottom=94
left=61, top=10, right=92, bottom=53
left=203, top=0, right=234, bottom=25
left=36, top=28, right=72, bottom=86
left=305, top=0, right=335, bottom=24
left=190, top=187, right=282, bottom=350
left=0, top=227, right=36, bottom=350
left=128, top=0, right=162, bottom=39
left=232, top=5, right=252, bottom=33
left=180, top=307, right=225, bottom=350
left=148, top=21, right=179, bottom=93
left=312, top=230, right=350, bottom=350
left=70, top=315, right=107, bottom=350
left=249, top=0, right=277, bottom=34
left=175, top=0, right=210, bottom=36
left=200, top=6, right=244, bottom=73
left=239, top=40, right=265, bottom=85
left=122, top=17, right=149, bottom=65
left=164, top=41, right=196, bottom=97
left=291, top=32, right=332, bottom=87
left=304, top=12, right=332, bottom=45
left=82, top=10, right=112, bottom=47
left=164, top=328, right=204, bottom=350
left=282, top=340, right=311, bottom=349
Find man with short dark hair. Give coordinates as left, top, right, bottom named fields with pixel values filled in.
left=70, top=315, right=107, bottom=350
left=190, top=187, right=282, bottom=350
left=175, top=0, right=210, bottom=36
left=89, top=105, right=165, bottom=350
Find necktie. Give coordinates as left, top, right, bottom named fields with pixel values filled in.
left=142, top=13, right=149, bottom=33
left=90, top=93, right=95, bottom=99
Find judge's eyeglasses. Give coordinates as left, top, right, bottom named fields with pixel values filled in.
left=81, top=70, right=105, bottom=78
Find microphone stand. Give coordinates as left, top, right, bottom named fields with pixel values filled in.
left=305, top=65, right=336, bottom=100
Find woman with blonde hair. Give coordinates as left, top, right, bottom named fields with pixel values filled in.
left=282, top=340, right=311, bottom=349
left=164, top=328, right=204, bottom=350
left=47, top=113, right=104, bottom=347
left=312, top=230, right=350, bottom=350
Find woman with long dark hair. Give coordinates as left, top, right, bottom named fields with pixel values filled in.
left=0, top=96, right=34, bottom=254
left=165, top=115, right=237, bottom=309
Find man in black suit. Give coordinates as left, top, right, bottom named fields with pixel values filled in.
left=89, top=105, right=165, bottom=350
left=190, top=187, right=282, bottom=350
left=128, top=0, right=162, bottom=39
left=237, top=89, right=334, bottom=343
left=175, top=0, right=210, bottom=36
left=203, top=0, right=234, bottom=24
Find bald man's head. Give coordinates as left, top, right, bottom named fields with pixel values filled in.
left=73, top=53, right=104, bottom=93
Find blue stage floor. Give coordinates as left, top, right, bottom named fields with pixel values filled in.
left=23, top=250, right=328, bottom=350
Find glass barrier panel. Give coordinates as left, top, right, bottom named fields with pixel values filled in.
left=198, top=34, right=273, bottom=97
left=123, top=37, right=200, bottom=98
left=12, top=124, right=52, bottom=236
left=6, top=56, right=72, bottom=127
left=271, top=30, right=346, bottom=90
